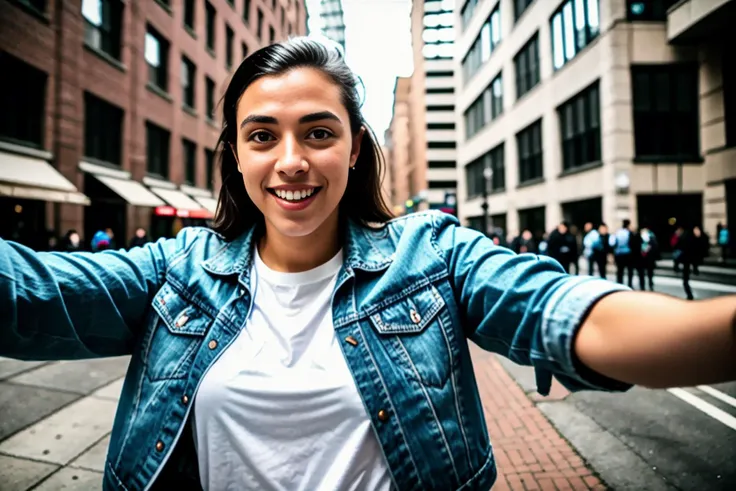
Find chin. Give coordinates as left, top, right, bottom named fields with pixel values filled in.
left=268, top=215, right=325, bottom=238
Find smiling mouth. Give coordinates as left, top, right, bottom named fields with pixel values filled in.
left=267, top=187, right=322, bottom=202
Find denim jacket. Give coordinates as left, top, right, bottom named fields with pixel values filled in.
left=0, top=211, right=630, bottom=490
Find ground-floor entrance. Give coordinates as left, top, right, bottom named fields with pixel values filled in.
left=518, top=206, right=546, bottom=242
left=83, top=174, right=127, bottom=250
left=561, top=197, right=603, bottom=234
left=0, top=197, right=47, bottom=250
left=637, top=193, right=703, bottom=252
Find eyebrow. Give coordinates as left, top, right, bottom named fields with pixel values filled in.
left=239, top=111, right=341, bottom=129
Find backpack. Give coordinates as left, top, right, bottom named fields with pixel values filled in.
left=612, top=229, right=631, bottom=255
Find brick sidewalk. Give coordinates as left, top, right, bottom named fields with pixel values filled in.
left=470, top=344, right=607, bottom=491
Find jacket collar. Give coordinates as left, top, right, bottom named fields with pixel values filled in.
left=201, top=219, right=394, bottom=278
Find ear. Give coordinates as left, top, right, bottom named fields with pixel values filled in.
left=349, top=127, right=365, bottom=169
left=229, top=143, right=241, bottom=172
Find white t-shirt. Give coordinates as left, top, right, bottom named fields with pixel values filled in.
left=193, top=248, right=392, bottom=491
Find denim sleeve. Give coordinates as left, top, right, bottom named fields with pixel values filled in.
left=0, top=237, right=176, bottom=361
left=432, top=214, right=632, bottom=395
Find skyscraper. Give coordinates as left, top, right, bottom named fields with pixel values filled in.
left=319, top=0, right=346, bottom=50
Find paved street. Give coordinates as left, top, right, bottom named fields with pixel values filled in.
left=0, top=273, right=734, bottom=490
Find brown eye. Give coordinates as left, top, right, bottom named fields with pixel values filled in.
left=249, top=131, right=275, bottom=143
left=307, top=128, right=333, bottom=140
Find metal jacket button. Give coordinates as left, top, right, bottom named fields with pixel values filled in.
left=410, top=309, right=421, bottom=324
left=378, top=409, right=389, bottom=422
left=155, top=441, right=164, bottom=452
left=176, top=314, right=189, bottom=327
left=208, top=340, right=218, bottom=350
left=181, top=395, right=189, bottom=405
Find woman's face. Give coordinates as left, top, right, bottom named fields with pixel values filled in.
left=233, top=67, right=362, bottom=239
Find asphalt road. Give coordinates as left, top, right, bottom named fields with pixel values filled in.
left=507, top=275, right=736, bottom=491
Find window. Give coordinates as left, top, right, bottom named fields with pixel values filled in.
left=205, top=148, right=215, bottom=190
left=514, top=33, right=540, bottom=99
left=427, top=123, right=455, bottom=130
left=17, top=0, right=47, bottom=12
left=181, top=56, right=196, bottom=109
left=183, top=139, right=196, bottom=185
left=184, top=0, right=195, bottom=30
left=428, top=141, right=456, bottom=149
left=516, top=119, right=543, bottom=183
left=461, top=5, right=501, bottom=83
left=269, top=26, right=276, bottom=44
left=551, top=0, right=600, bottom=71
left=514, top=0, right=534, bottom=21
left=84, top=93, right=123, bottom=165
left=0, top=53, right=47, bottom=147
left=631, top=65, right=699, bottom=160
left=206, top=1, right=216, bottom=51
left=82, top=0, right=123, bottom=60
left=145, top=27, right=169, bottom=91
left=427, top=71, right=454, bottom=78
left=558, top=81, right=601, bottom=170
left=146, top=123, right=170, bottom=178
left=243, top=0, right=251, bottom=22
left=225, top=24, right=234, bottom=69
left=626, top=0, right=678, bottom=21
left=257, top=8, right=264, bottom=40
left=242, top=42, right=249, bottom=60
left=465, top=143, right=505, bottom=198
left=518, top=206, right=546, bottom=241
left=426, top=87, right=454, bottom=94
left=427, top=105, right=455, bottom=112
left=429, top=160, right=456, bottom=168
left=464, top=72, right=503, bottom=139
left=724, top=47, right=736, bottom=148
left=206, top=77, right=216, bottom=120
left=461, top=0, right=480, bottom=29
left=428, top=180, right=457, bottom=189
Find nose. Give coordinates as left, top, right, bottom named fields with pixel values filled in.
left=274, top=134, right=308, bottom=177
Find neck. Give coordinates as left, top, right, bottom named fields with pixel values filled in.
left=257, top=215, right=343, bottom=273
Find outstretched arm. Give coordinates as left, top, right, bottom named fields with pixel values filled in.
left=575, top=292, right=735, bottom=388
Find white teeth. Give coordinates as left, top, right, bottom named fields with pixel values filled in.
left=274, top=188, right=315, bottom=201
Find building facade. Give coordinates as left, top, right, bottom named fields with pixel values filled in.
left=407, top=0, right=458, bottom=214
left=455, top=0, right=735, bottom=247
left=318, top=0, right=345, bottom=49
left=0, top=0, right=307, bottom=250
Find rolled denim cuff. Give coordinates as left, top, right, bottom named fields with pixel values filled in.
left=541, top=276, right=633, bottom=392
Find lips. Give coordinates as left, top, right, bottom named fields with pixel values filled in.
left=268, top=187, right=320, bottom=202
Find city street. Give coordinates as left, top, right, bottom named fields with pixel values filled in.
left=0, top=271, right=734, bottom=490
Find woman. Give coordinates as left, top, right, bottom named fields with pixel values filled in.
left=0, top=38, right=734, bottom=491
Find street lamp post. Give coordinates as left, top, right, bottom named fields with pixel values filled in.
left=481, top=162, right=493, bottom=237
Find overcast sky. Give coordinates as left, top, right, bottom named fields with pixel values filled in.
left=306, top=0, right=415, bottom=144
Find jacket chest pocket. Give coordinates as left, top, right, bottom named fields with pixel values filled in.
left=368, top=284, right=454, bottom=388
left=143, top=283, right=214, bottom=381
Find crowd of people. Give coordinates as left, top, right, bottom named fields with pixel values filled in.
left=494, top=220, right=727, bottom=300
left=41, top=227, right=151, bottom=253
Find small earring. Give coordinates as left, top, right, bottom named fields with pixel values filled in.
left=350, top=166, right=355, bottom=171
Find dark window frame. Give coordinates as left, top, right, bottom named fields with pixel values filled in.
left=183, top=138, right=197, bottom=185
left=465, top=143, right=505, bottom=199
left=514, top=0, right=535, bottom=22
left=205, top=76, right=216, bottom=120
left=724, top=46, right=736, bottom=148
left=0, top=53, right=47, bottom=148
left=84, top=92, right=123, bottom=166
left=181, top=55, right=196, bottom=109
left=257, top=8, right=264, bottom=40
left=626, top=0, right=678, bottom=21
left=551, top=0, right=600, bottom=71
left=427, top=123, right=455, bottom=130
left=146, top=122, right=171, bottom=179
left=461, top=4, right=501, bottom=84
left=514, top=33, right=540, bottom=99
left=206, top=1, right=216, bottom=51
left=558, top=81, right=602, bottom=171
left=225, top=24, right=234, bottom=69
left=428, top=160, right=456, bottom=168
left=464, top=72, right=503, bottom=140
left=205, top=148, right=215, bottom=190
left=631, top=64, right=700, bottom=161
left=243, top=0, right=251, bottom=22
left=82, top=0, right=124, bottom=61
left=146, top=26, right=169, bottom=91
left=427, top=141, right=456, bottom=149
left=183, top=0, right=195, bottom=30
left=516, top=119, right=543, bottom=183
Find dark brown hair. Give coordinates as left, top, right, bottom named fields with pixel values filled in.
left=212, top=37, right=393, bottom=240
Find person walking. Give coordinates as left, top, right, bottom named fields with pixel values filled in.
left=1, top=37, right=735, bottom=491
left=547, top=222, right=577, bottom=273
left=511, top=229, right=537, bottom=255
left=718, top=223, right=730, bottom=262
left=679, top=225, right=710, bottom=300
left=62, top=230, right=83, bottom=252
left=582, top=222, right=602, bottom=276
left=637, top=227, right=660, bottom=291
left=129, top=227, right=150, bottom=249
left=610, top=219, right=634, bottom=287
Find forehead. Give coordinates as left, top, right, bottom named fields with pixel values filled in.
left=237, top=67, right=344, bottom=116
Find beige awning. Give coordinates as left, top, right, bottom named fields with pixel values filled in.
left=195, top=196, right=218, bottom=214
left=149, top=187, right=204, bottom=211
left=93, top=174, right=165, bottom=207
left=0, top=151, right=90, bottom=205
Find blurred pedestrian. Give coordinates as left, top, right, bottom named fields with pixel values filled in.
left=45, top=229, right=60, bottom=252
left=582, top=222, right=599, bottom=276
left=129, top=227, right=150, bottom=249
left=717, top=223, right=730, bottom=262
left=610, top=219, right=634, bottom=288
left=91, top=230, right=111, bottom=252
left=62, top=230, right=83, bottom=252
left=679, top=225, right=709, bottom=300
left=547, top=222, right=577, bottom=273
left=105, top=227, right=118, bottom=249
left=510, top=229, right=537, bottom=254
left=671, top=226, right=685, bottom=272
left=637, top=227, right=660, bottom=291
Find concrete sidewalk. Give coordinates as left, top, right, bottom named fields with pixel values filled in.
left=0, top=352, right=606, bottom=490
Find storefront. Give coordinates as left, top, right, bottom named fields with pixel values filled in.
left=145, top=177, right=213, bottom=239
left=79, top=162, right=165, bottom=248
left=0, top=145, right=90, bottom=250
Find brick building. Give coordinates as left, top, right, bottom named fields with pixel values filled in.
left=0, top=0, right=307, bottom=249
